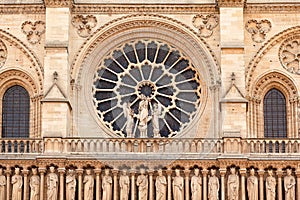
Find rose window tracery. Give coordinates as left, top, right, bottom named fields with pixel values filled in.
left=92, top=40, right=202, bottom=138
left=279, top=36, right=300, bottom=74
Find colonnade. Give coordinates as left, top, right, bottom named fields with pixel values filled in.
left=0, top=165, right=299, bottom=200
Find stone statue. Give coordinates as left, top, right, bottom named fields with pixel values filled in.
left=11, top=167, right=22, bottom=200
left=119, top=170, right=130, bottom=200
left=266, top=169, right=276, bottom=200
left=136, top=168, right=148, bottom=200
left=124, top=102, right=135, bottom=137
left=47, top=166, right=58, bottom=200
left=208, top=169, right=219, bottom=200
left=191, top=168, right=202, bottom=200
left=155, top=169, right=166, bottom=200
left=66, top=169, right=76, bottom=200
left=30, top=168, right=40, bottom=200
left=284, top=168, right=295, bottom=200
left=172, top=169, right=183, bottom=200
left=102, top=169, right=113, bottom=200
left=247, top=168, right=258, bottom=200
left=138, top=94, right=150, bottom=138
left=83, top=169, right=94, bottom=200
left=0, top=168, right=6, bottom=200
left=227, top=167, right=239, bottom=200
left=152, top=103, right=161, bottom=138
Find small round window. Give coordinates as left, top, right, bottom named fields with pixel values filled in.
left=92, top=40, right=202, bottom=137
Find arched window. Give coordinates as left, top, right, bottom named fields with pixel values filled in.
left=264, top=88, right=287, bottom=138
left=2, top=85, right=30, bottom=138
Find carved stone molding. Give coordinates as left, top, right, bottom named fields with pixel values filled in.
left=0, top=40, right=7, bottom=67
left=0, top=5, right=45, bottom=14
left=0, top=29, right=43, bottom=90
left=71, top=15, right=97, bottom=38
left=71, top=4, right=217, bottom=14
left=192, top=14, right=218, bottom=38
left=245, top=4, right=300, bottom=14
left=70, top=14, right=220, bottom=86
left=44, top=0, right=72, bottom=7
left=217, top=0, right=245, bottom=7
left=279, top=35, right=300, bottom=75
left=21, top=21, right=45, bottom=44
left=245, top=26, right=300, bottom=93
left=245, top=19, right=271, bottom=43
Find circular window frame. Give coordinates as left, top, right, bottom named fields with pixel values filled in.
left=81, top=27, right=211, bottom=138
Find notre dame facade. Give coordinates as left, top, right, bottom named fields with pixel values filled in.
left=0, top=0, right=300, bottom=199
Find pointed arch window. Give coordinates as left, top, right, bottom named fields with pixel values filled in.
left=2, top=85, right=30, bottom=138
left=263, top=88, right=287, bottom=138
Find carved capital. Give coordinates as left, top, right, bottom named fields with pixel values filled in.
left=76, top=169, right=84, bottom=175
left=22, top=169, right=29, bottom=176
left=112, top=169, right=119, bottom=176
left=58, top=168, right=65, bottom=174
left=258, top=170, right=265, bottom=177
left=38, top=168, right=47, bottom=174
left=202, top=169, right=209, bottom=176
left=94, top=169, right=101, bottom=175
left=219, top=168, right=227, bottom=176
left=4, top=169, right=11, bottom=176
left=276, top=169, right=283, bottom=178
left=239, top=168, right=247, bottom=176
left=184, top=169, right=190, bottom=177
left=166, top=169, right=172, bottom=176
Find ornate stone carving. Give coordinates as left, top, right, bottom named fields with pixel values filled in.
left=71, top=15, right=97, bottom=38
left=279, top=35, right=300, bottom=74
left=102, top=169, right=112, bottom=200
left=217, top=0, right=245, bottom=7
left=44, top=0, right=72, bottom=7
left=208, top=169, right=219, bottom=200
left=266, top=169, right=276, bottom=200
left=284, top=168, right=295, bottom=200
left=245, top=19, right=271, bottom=43
left=119, top=170, right=130, bottom=200
left=0, top=168, right=5, bottom=200
left=0, top=40, right=7, bottom=67
left=47, top=166, right=58, bottom=200
left=227, top=167, right=239, bottom=200
left=247, top=168, right=258, bottom=200
left=21, top=21, right=45, bottom=44
left=172, top=169, right=183, bottom=200
left=155, top=169, right=167, bottom=200
left=11, top=167, right=23, bottom=200
left=30, top=168, right=40, bottom=200
left=66, top=169, right=76, bottom=200
left=136, top=168, right=148, bottom=200
left=191, top=168, right=202, bottom=200
left=83, top=169, right=94, bottom=200
left=192, top=14, right=218, bottom=38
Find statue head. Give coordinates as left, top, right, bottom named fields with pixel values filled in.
left=210, top=169, right=216, bottom=176
left=250, top=168, right=255, bottom=176
left=267, top=169, right=273, bottom=176
left=105, top=169, right=110, bottom=176
left=230, top=167, right=236, bottom=174
left=140, top=168, right=145, bottom=174
left=122, top=169, right=127, bottom=175
left=194, top=168, right=200, bottom=176
left=287, top=168, right=292, bottom=176
left=49, top=166, right=55, bottom=173
left=175, top=169, right=180, bottom=176
left=32, top=168, right=38, bottom=175
left=86, top=169, right=92, bottom=175
left=68, top=169, right=75, bottom=176
left=157, top=169, right=163, bottom=176
left=15, top=167, right=20, bottom=175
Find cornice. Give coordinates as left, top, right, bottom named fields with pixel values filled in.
left=44, top=0, right=73, bottom=7
left=0, top=5, right=45, bottom=14
left=217, top=0, right=245, bottom=7
left=71, top=4, right=217, bottom=14
left=245, top=3, right=300, bottom=13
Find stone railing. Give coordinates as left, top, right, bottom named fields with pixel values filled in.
left=1, top=137, right=300, bottom=156
left=0, top=138, right=43, bottom=153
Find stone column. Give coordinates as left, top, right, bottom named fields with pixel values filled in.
left=112, top=169, right=119, bottom=200
left=58, top=168, right=65, bottom=200
left=22, top=169, right=29, bottom=200
left=240, top=168, right=247, bottom=200
left=94, top=169, right=101, bottom=200
left=148, top=170, right=154, bottom=200
left=184, top=169, right=190, bottom=200
left=166, top=169, right=172, bottom=200
left=202, top=169, right=208, bottom=200
left=219, top=169, right=226, bottom=200
left=258, top=169, right=264, bottom=200
left=130, top=170, right=136, bottom=200
left=277, top=169, right=283, bottom=200
left=77, top=168, right=84, bottom=200
left=39, top=168, right=46, bottom=200
left=5, top=169, right=11, bottom=200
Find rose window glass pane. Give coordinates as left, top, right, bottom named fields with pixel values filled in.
left=92, top=40, right=202, bottom=137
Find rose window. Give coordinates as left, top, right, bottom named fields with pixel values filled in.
left=279, top=36, right=300, bottom=74
left=92, top=40, right=202, bottom=137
